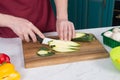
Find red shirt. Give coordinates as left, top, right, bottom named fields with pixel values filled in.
left=0, top=0, right=56, bottom=38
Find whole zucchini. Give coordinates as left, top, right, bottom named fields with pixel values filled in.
left=72, top=32, right=95, bottom=42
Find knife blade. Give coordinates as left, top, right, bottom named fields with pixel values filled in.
left=35, top=34, right=54, bottom=45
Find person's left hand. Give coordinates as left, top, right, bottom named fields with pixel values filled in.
left=56, top=19, right=75, bottom=41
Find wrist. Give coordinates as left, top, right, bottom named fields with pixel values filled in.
left=56, top=18, right=68, bottom=21
left=56, top=16, right=68, bottom=22
left=56, top=14, right=68, bottom=20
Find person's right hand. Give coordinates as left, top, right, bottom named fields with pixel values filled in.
left=3, top=15, right=45, bottom=42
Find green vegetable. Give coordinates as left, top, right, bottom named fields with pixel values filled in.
left=52, top=47, right=78, bottom=52
left=72, top=32, right=95, bottom=42
left=37, top=47, right=55, bottom=57
left=48, top=40, right=80, bottom=52
left=49, top=40, right=80, bottom=47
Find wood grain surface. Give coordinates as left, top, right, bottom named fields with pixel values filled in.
left=22, top=35, right=109, bottom=68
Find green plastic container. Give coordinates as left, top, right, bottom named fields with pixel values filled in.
left=101, top=28, right=120, bottom=48
left=110, top=46, right=120, bottom=71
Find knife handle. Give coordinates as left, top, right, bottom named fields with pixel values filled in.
left=35, top=34, right=43, bottom=43
left=29, top=34, right=43, bottom=43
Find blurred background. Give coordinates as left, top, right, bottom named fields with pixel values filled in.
left=50, top=0, right=120, bottom=29
left=113, top=0, right=120, bottom=26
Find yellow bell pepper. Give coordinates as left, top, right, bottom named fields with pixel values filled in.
left=0, top=63, right=20, bottom=80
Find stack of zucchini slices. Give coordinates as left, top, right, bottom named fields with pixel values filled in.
left=37, top=32, right=95, bottom=57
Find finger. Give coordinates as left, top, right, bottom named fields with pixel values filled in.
left=16, top=31, right=24, bottom=40
left=23, top=33, right=30, bottom=42
left=19, top=35, right=24, bottom=41
left=59, top=24, right=64, bottom=40
left=71, top=23, right=75, bottom=38
left=56, top=21, right=63, bottom=40
left=56, top=25, right=61, bottom=38
left=68, top=24, right=72, bottom=41
left=36, top=31, right=45, bottom=39
left=63, top=24, right=68, bottom=41
left=29, top=31, right=37, bottom=43
left=31, top=25, right=45, bottom=39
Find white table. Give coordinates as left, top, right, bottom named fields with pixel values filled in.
left=0, top=27, right=120, bottom=80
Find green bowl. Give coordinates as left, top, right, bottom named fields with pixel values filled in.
left=110, top=46, right=120, bottom=71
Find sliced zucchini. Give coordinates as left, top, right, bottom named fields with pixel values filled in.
left=37, top=47, right=55, bottom=57
left=75, top=32, right=86, bottom=38
left=49, top=40, right=80, bottom=47
left=52, top=47, right=79, bottom=52
left=72, top=32, right=95, bottom=42
left=39, top=47, right=49, bottom=50
left=48, top=40, right=80, bottom=52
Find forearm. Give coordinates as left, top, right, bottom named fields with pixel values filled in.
left=54, top=0, right=68, bottom=20
left=0, top=13, right=45, bottom=41
left=0, top=13, right=14, bottom=27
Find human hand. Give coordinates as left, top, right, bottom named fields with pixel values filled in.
left=56, top=19, right=75, bottom=41
left=6, top=15, right=45, bottom=42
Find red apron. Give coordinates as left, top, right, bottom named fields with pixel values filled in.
left=0, top=0, right=56, bottom=38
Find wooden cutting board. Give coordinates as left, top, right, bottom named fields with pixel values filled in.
left=22, top=35, right=109, bottom=68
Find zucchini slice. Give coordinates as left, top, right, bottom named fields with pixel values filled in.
left=48, top=40, right=80, bottom=52
left=49, top=40, right=80, bottom=47
left=72, top=32, right=95, bottom=42
left=52, top=47, right=79, bottom=53
left=37, top=47, right=55, bottom=57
